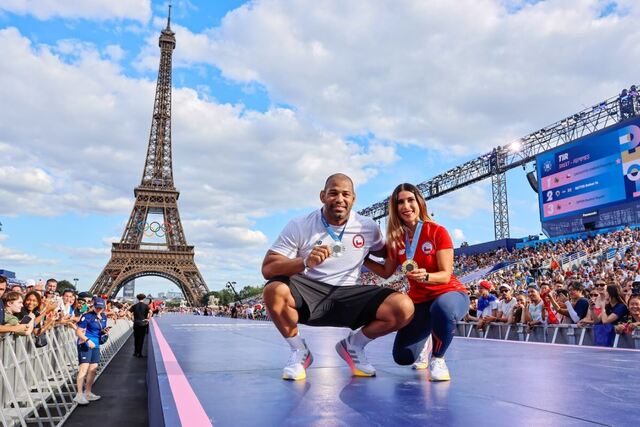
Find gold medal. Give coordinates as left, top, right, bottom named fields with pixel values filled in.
left=401, top=259, right=418, bottom=274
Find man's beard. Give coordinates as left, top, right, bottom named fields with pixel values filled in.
left=327, top=205, right=348, bottom=221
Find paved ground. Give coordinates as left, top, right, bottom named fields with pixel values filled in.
left=152, top=315, right=640, bottom=427
left=65, top=334, right=148, bottom=427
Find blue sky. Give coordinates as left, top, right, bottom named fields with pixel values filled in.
left=0, top=0, right=637, bottom=296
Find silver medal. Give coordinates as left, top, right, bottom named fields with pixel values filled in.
left=331, top=242, right=345, bottom=257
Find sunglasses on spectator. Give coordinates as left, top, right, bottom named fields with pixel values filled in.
left=500, top=289, right=509, bottom=293
left=590, top=293, right=598, bottom=297
left=596, top=283, right=606, bottom=287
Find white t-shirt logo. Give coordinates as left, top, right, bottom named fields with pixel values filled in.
left=422, top=241, right=434, bottom=255
left=399, top=249, right=406, bottom=255
left=352, top=234, right=365, bottom=248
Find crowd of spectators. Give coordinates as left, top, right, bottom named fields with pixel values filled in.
left=211, top=301, right=269, bottom=320
left=457, top=227, right=640, bottom=346
left=1, top=277, right=134, bottom=345
left=359, top=271, right=406, bottom=292
left=457, top=228, right=639, bottom=289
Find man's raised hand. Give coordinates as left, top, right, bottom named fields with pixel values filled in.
left=305, top=245, right=331, bottom=269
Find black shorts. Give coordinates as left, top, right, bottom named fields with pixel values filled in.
left=267, top=275, right=396, bottom=330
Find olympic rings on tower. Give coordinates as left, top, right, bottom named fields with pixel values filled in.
left=137, top=221, right=172, bottom=237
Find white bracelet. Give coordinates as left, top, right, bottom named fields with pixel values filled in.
left=302, top=257, right=308, bottom=269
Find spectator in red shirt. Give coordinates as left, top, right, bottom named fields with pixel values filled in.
left=365, top=183, right=468, bottom=382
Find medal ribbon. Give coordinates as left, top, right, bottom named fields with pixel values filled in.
left=404, top=221, right=423, bottom=261
left=320, top=209, right=348, bottom=242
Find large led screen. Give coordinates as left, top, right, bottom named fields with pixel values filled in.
left=537, top=118, right=640, bottom=222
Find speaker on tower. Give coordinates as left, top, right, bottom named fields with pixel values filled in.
left=526, top=170, right=538, bottom=193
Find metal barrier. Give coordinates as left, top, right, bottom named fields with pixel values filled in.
left=0, top=319, right=132, bottom=427
left=456, top=321, right=640, bottom=349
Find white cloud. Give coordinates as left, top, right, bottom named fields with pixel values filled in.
left=54, top=246, right=111, bottom=259
left=183, top=219, right=268, bottom=249
left=453, top=228, right=466, bottom=242
left=104, top=44, right=126, bottom=62
left=0, top=0, right=152, bottom=23
left=148, top=0, right=640, bottom=155
left=0, top=242, right=56, bottom=266
left=0, top=26, right=397, bottom=287
left=102, top=236, right=120, bottom=245
left=0, top=166, right=54, bottom=193
left=0, top=27, right=395, bottom=220
left=430, top=184, right=493, bottom=220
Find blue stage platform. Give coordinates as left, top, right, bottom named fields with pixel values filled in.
left=148, top=315, right=639, bottom=427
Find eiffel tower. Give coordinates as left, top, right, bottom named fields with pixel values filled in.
left=90, top=8, right=209, bottom=305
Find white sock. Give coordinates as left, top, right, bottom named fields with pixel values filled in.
left=286, top=333, right=306, bottom=350
left=349, top=329, right=373, bottom=349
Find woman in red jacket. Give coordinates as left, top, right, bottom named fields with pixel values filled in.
left=365, top=183, right=468, bottom=381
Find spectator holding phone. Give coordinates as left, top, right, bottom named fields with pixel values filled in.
left=57, top=290, right=78, bottom=328
left=594, top=284, right=628, bottom=325
left=508, top=293, right=528, bottom=325
left=2, top=291, right=35, bottom=336
left=578, top=288, right=602, bottom=327
left=587, top=283, right=627, bottom=346
left=73, top=292, right=93, bottom=319
left=548, top=289, right=571, bottom=323
left=539, top=284, right=559, bottom=324
left=616, top=294, right=640, bottom=334
left=550, top=281, right=589, bottom=324
left=74, top=298, right=109, bottom=405
left=522, top=284, right=546, bottom=332
left=20, top=291, right=47, bottom=334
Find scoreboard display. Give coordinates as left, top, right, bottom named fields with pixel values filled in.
left=536, top=118, right=640, bottom=224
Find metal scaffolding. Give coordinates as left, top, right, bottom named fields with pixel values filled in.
left=359, top=87, right=640, bottom=239
left=492, top=172, right=509, bottom=239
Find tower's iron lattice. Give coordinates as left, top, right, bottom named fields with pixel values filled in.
left=91, top=8, right=209, bottom=305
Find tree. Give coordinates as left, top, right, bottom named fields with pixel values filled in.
left=57, top=280, right=75, bottom=293
left=217, top=289, right=235, bottom=306
left=201, top=291, right=218, bottom=306
left=201, top=285, right=264, bottom=307
left=238, top=285, right=263, bottom=300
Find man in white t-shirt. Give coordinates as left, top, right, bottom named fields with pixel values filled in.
left=262, top=174, right=414, bottom=381
left=496, top=284, right=517, bottom=323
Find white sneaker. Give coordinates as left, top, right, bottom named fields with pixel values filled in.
left=74, top=393, right=89, bottom=405
left=335, top=332, right=376, bottom=377
left=86, top=392, right=101, bottom=401
left=282, top=342, right=313, bottom=381
left=412, top=336, right=432, bottom=370
left=429, top=357, right=451, bottom=382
